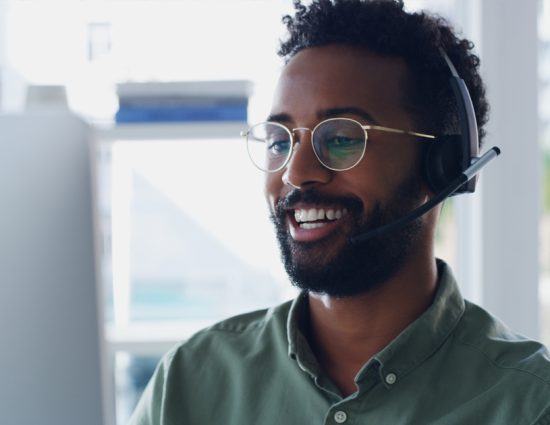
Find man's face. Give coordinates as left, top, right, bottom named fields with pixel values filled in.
left=265, top=44, right=430, bottom=297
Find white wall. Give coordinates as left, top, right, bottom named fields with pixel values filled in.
left=480, top=0, right=540, bottom=339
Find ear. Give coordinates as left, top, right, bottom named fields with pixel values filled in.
left=422, top=135, right=463, bottom=193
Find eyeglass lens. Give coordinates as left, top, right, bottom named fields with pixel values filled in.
left=312, top=119, right=366, bottom=171
left=247, top=122, right=292, bottom=172
left=246, top=119, right=367, bottom=172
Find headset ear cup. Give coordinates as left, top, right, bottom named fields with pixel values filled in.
left=423, top=135, right=463, bottom=193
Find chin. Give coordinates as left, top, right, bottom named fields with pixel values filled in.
left=279, top=216, right=423, bottom=298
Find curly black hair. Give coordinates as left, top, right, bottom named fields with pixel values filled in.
left=278, top=0, right=488, bottom=146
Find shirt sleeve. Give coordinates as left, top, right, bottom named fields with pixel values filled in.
left=127, top=348, right=177, bottom=425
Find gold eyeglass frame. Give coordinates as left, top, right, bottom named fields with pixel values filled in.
left=241, top=117, right=435, bottom=173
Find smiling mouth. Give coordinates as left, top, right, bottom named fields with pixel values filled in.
left=287, top=206, right=349, bottom=242
left=293, top=207, right=349, bottom=228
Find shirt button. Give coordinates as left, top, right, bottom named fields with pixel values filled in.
left=334, top=410, right=347, bottom=423
left=385, top=372, right=397, bottom=385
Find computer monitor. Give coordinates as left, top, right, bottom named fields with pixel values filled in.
left=0, top=112, right=105, bottom=425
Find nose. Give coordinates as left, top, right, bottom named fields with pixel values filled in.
left=282, top=128, right=332, bottom=188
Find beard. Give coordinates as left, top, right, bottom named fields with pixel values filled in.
left=270, top=175, right=424, bottom=298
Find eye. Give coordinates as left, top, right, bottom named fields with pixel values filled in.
left=267, top=139, right=291, bottom=155
left=326, top=136, right=363, bottom=149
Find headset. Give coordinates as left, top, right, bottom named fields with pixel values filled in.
left=350, top=48, right=501, bottom=244
left=423, top=48, right=483, bottom=195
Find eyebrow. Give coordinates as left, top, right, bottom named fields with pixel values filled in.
left=319, top=107, right=379, bottom=124
left=266, top=112, right=292, bottom=123
left=266, top=106, right=380, bottom=125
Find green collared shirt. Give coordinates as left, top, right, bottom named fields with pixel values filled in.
left=129, top=261, right=550, bottom=425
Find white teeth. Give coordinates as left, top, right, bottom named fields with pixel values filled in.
left=293, top=207, right=348, bottom=223
left=300, top=222, right=325, bottom=229
left=306, top=208, right=317, bottom=221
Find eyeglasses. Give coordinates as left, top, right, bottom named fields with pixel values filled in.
left=241, top=117, right=435, bottom=173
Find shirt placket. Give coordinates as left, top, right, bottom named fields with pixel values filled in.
left=318, top=361, right=382, bottom=425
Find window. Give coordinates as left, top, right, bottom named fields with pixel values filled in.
left=98, top=126, right=293, bottom=424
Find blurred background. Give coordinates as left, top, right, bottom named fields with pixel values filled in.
left=0, top=1, right=548, bottom=424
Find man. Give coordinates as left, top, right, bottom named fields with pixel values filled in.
left=130, top=1, right=550, bottom=424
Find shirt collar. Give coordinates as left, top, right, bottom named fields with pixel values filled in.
left=286, top=259, right=465, bottom=388
left=370, top=259, right=465, bottom=387
left=287, top=292, right=322, bottom=378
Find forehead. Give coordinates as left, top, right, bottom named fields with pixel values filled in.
left=271, top=44, right=411, bottom=125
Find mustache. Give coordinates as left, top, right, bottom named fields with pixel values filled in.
left=276, top=188, right=363, bottom=214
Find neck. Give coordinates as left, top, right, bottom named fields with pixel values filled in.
left=305, top=252, right=438, bottom=396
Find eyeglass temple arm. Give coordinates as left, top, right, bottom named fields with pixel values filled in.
left=363, top=125, right=435, bottom=140
left=241, top=125, right=435, bottom=140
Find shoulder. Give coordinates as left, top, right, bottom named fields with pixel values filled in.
left=128, top=301, right=296, bottom=425
left=428, top=300, right=550, bottom=423
left=455, top=300, right=550, bottom=385
left=164, top=299, right=294, bottom=369
left=191, top=298, right=293, bottom=340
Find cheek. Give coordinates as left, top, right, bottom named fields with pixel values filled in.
left=372, top=139, right=421, bottom=173
left=351, top=142, right=423, bottom=199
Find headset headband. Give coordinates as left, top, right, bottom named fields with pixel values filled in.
left=438, top=48, right=480, bottom=194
